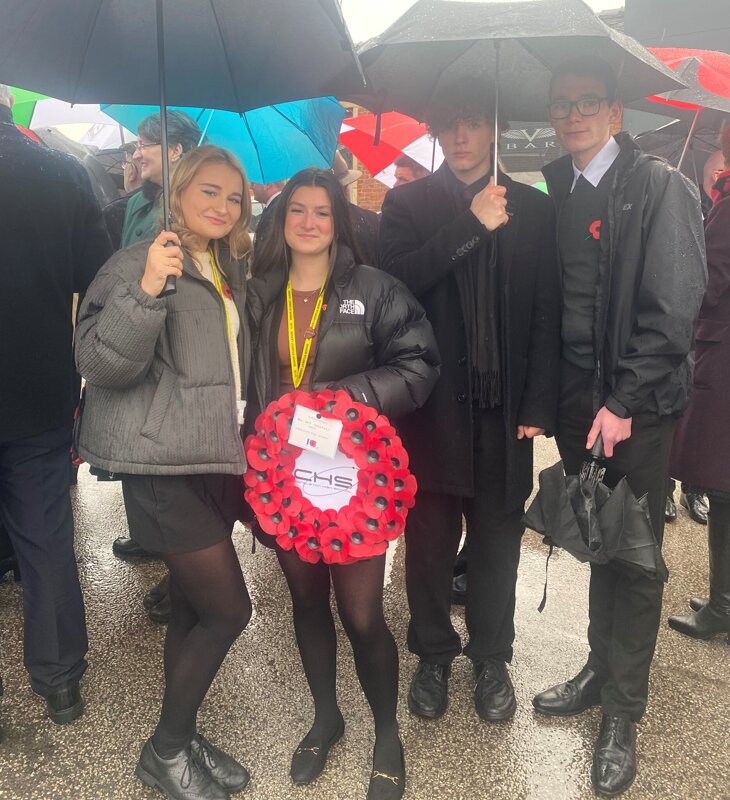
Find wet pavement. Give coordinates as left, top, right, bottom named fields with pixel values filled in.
left=0, top=437, right=728, bottom=800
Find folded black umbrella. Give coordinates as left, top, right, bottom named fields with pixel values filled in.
left=523, top=436, right=668, bottom=609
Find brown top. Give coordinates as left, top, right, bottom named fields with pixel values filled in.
left=278, top=288, right=322, bottom=394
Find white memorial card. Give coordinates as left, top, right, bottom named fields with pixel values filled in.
left=289, top=404, right=344, bottom=460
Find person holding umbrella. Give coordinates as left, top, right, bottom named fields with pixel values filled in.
left=379, top=78, right=561, bottom=725
left=76, top=146, right=253, bottom=800
left=532, top=57, right=707, bottom=796
left=248, top=167, right=439, bottom=799
left=668, top=125, right=730, bottom=643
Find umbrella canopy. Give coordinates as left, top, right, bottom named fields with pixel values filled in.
left=649, top=48, right=730, bottom=101
left=103, top=98, right=346, bottom=184
left=357, top=0, right=685, bottom=123
left=0, top=1, right=364, bottom=111
left=7, top=86, right=47, bottom=128
left=522, top=440, right=668, bottom=584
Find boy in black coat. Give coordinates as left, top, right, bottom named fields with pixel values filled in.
left=379, top=79, right=561, bottom=724
left=532, top=58, right=706, bottom=797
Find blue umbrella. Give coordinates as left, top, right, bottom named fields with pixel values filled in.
left=102, top=98, right=345, bottom=184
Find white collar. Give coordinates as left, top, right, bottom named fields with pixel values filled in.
left=571, top=136, right=621, bottom=192
left=264, top=191, right=282, bottom=208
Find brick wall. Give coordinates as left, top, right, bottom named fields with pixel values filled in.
left=353, top=168, right=388, bottom=213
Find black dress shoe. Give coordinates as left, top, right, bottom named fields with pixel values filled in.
left=407, top=661, right=450, bottom=719
left=46, top=684, right=84, bottom=725
left=144, top=574, right=171, bottom=610
left=680, top=492, right=709, bottom=525
left=452, top=573, right=467, bottom=606
left=690, top=597, right=708, bottom=612
left=290, top=717, right=345, bottom=785
left=190, top=734, right=250, bottom=794
left=366, top=741, right=405, bottom=800
left=473, top=658, right=516, bottom=721
left=592, top=714, right=637, bottom=797
left=532, top=663, right=605, bottom=717
left=136, top=739, right=228, bottom=800
left=668, top=605, right=730, bottom=640
left=149, top=592, right=171, bottom=625
left=113, top=536, right=155, bottom=558
left=664, top=496, right=677, bottom=523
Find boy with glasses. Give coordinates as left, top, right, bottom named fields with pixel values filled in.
left=533, top=57, right=707, bottom=796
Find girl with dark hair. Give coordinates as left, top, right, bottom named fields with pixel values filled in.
left=77, top=147, right=254, bottom=800
left=248, top=168, right=440, bottom=800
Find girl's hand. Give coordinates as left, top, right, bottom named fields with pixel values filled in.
left=141, top=231, right=184, bottom=297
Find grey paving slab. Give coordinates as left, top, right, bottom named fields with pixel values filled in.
left=0, top=438, right=728, bottom=800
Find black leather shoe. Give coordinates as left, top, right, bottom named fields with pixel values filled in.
left=190, top=734, right=250, bottom=794
left=144, top=574, right=171, bottom=610
left=366, top=741, right=405, bottom=800
left=136, top=739, right=228, bottom=800
left=668, top=605, right=730, bottom=640
left=113, top=536, right=155, bottom=558
left=149, top=591, right=171, bottom=625
left=664, top=496, right=677, bottom=523
left=680, top=492, right=709, bottom=525
left=690, top=597, right=709, bottom=612
left=452, top=573, right=467, bottom=606
left=407, top=661, right=450, bottom=719
left=46, top=684, right=84, bottom=725
left=290, top=717, right=345, bottom=785
left=592, top=714, right=637, bottom=797
left=473, top=658, right=516, bottom=721
left=533, top=663, right=605, bottom=717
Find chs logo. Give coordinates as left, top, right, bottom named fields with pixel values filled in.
left=294, top=467, right=355, bottom=495
left=339, top=299, right=365, bottom=315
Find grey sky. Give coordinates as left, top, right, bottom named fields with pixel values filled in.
left=342, top=0, right=625, bottom=42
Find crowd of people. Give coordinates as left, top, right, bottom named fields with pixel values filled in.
left=0, top=50, right=728, bottom=800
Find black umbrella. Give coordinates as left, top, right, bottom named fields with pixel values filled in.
left=523, top=435, right=668, bottom=609
left=357, top=0, right=685, bottom=182
left=1, top=0, right=365, bottom=293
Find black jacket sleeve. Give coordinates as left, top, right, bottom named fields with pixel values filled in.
left=324, top=281, right=441, bottom=419
left=72, top=165, right=113, bottom=293
left=379, top=186, right=492, bottom=296
left=606, top=168, right=707, bottom=417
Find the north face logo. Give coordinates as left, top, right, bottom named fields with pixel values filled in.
left=339, top=299, right=365, bottom=315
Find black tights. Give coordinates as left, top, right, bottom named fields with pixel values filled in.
left=152, top=538, right=251, bottom=758
left=276, top=547, right=401, bottom=769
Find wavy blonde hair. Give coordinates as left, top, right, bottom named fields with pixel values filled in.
left=169, top=145, right=252, bottom=262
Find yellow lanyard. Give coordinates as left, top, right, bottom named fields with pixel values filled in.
left=208, top=248, right=231, bottom=341
left=286, top=276, right=327, bottom=388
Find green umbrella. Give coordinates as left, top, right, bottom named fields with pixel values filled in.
left=8, top=86, right=48, bottom=128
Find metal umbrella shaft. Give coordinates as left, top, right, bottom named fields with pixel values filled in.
left=677, top=108, right=702, bottom=173
left=493, top=41, right=500, bottom=185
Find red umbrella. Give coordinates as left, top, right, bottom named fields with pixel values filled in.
left=649, top=48, right=730, bottom=100
left=14, top=124, right=43, bottom=144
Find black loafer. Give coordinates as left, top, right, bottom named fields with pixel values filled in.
left=149, top=592, right=172, bottom=625
left=532, top=663, right=604, bottom=717
left=407, top=661, right=450, bottom=719
left=144, top=573, right=171, bottom=610
left=452, top=573, right=467, bottom=606
left=290, top=717, right=345, bottom=785
left=367, top=741, right=405, bottom=800
left=473, top=659, right=516, bottom=721
left=680, top=492, right=709, bottom=525
left=136, top=738, right=228, bottom=800
left=664, top=496, right=677, bottom=523
left=591, top=714, right=637, bottom=797
left=113, top=536, right=154, bottom=559
left=190, top=733, right=250, bottom=794
left=46, top=683, right=84, bottom=725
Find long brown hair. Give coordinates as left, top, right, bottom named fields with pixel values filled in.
left=169, top=145, right=252, bottom=262
left=251, top=167, right=363, bottom=279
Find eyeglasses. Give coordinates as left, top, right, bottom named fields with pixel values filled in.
left=548, top=97, right=608, bottom=120
left=134, top=141, right=161, bottom=152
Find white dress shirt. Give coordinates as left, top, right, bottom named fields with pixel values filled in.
left=571, top=136, right=621, bottom=192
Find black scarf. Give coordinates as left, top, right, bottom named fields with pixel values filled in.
left=441, top=163, right=502, bottom=408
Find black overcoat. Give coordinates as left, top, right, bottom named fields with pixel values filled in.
left=670, top=173, right=730, bottom=494
left=379, top=164, right=561, bottom=508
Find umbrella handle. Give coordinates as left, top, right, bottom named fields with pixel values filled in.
left=591, top=432, right=605, bottom=459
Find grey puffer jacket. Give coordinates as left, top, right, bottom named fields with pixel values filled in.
left=75, top=242, right=250, bottom=475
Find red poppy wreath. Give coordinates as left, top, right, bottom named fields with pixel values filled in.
left=244, top=389, right=417, bottom=564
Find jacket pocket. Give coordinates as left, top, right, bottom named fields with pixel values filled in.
left=140, top=369, right=177, bottom=441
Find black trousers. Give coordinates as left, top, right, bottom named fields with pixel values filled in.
left=405, top=406, right=524, bottom=664
left=0, top=426, right=88, bottom=696
left=556, top=361, right=675, bottom=721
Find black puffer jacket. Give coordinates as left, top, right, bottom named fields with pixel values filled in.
left=543, top=133, right=707, bottom=418
left=247, top=245, right=440, bottom=419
